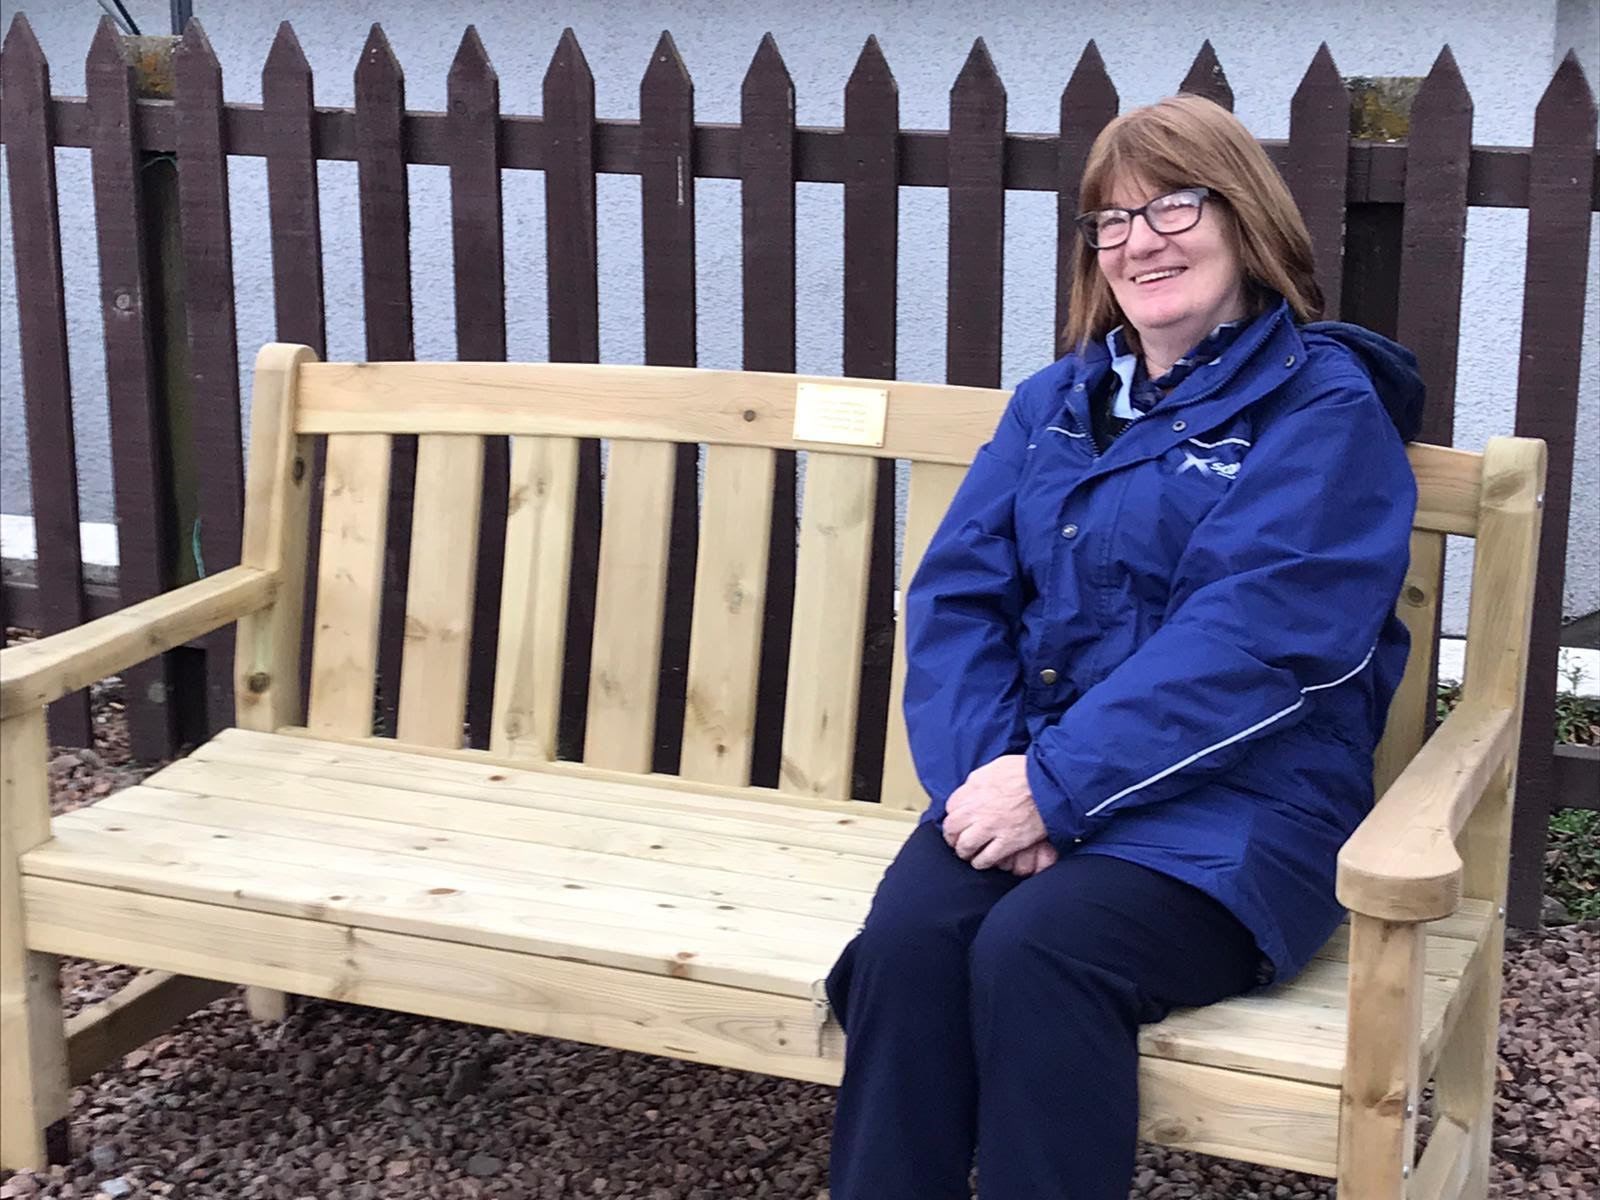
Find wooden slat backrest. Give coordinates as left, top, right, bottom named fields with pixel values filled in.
left=880, top=463, right=967, bottom=810
left=1374, top=530, right=1446, bottom=797
left=779, top=453, right=879, bottom=799
left=583, top=442, right=679, bottom=771
left=490, top=437, right=579, bottom=761
left=395, top=435, right=484, bottom=748
left=306, top=434, right=391, bottom=736
left=288, top=358, right=1489, bottom=804
left=679, top=446, right=777, bottom=786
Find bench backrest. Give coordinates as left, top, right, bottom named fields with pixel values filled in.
left=247, top=348, right=1539, bottom=827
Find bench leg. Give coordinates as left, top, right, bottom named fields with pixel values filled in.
left=1337, top=914, right=1424, bottom=1198
left=1433, top=765, right=1516, bottom=1200
left=245, top=986, right=290, bottom=1022
left=1431, top=911, right=1505, bottom=1199
left=1, top=710, right=72, bottom=1170
left=0, top=949, right=72, bottom=1170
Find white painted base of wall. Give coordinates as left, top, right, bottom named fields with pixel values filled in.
left=4, top=514, right=1597, bottom=697
left=2, top=512, right=119, bottom=568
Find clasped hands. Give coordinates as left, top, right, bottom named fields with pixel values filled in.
left=941, top=754, right=1059, bottom=878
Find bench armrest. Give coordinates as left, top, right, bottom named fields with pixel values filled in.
left=1336, top=700, right=1516, bottom=922
left=0, top=566, right=280, bottom=719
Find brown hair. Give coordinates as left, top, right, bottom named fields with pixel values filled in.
left=1060, top=94, right=1324, bottom=354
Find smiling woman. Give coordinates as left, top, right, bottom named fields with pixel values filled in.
left=1086, top=184, right=1248, bottom=377
left=823, top=94, right=1427, bottom=1200
left=1064, top=95, right=1326, bottom=374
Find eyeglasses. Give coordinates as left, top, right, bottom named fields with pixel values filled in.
left=1076, top=187, right=1212, bottom=250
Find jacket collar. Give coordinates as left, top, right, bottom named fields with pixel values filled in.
left=1062, top=299, right=1301, bottom=427
left=1057, top=299, right=1308, bottom=483
left=1104, top=317, right=1251, bottom=419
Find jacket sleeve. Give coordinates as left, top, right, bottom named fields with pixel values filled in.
left=1026, top=372, right=1417, bottom=847
left=901, top=382, right=1037, bottom=808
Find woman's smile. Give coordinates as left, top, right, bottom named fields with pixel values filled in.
left=1130, top=266, right=1187, bottom=286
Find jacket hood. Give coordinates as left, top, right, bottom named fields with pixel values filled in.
left=1300, top=321, right=1426, bottom=442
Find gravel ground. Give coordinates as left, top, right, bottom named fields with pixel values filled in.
left=0, top=665, right=1594, bottom=1199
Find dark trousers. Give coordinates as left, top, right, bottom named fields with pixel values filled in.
left=824, top=822, right=1263, bottom=1200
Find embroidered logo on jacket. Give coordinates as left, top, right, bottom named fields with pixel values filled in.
left=1177, top=450, right=1241, bottom=482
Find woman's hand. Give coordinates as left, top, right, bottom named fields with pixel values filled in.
left=942, top=755, right=1050, bottom=871
left=995, top=839, right=1061, bottom=878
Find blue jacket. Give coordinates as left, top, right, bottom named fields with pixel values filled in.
left=903, top=298, right=1422, bottom=985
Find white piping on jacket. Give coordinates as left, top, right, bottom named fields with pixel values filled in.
left=1081, top=640, right=1379, bottom=818
left=1187, top=435, right=1253, bottom=449
left=1046, top=425, right=1088, bottom=439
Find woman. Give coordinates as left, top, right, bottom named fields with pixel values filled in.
left=823, top=94, right=1424, bottom=1199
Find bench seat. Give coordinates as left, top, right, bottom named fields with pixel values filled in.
left=18, top=726, right=1496, bottom=1174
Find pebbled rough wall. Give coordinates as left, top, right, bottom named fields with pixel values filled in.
left=1, top=0, right=1596, bottom=631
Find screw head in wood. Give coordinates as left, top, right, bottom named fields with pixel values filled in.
left=247, top=671, right=271, bottom=694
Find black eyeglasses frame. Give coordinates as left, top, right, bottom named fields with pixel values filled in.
left=1075, top=187, right=1213, bottom=250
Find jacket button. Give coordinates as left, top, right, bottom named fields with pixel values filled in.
left=1073, top=382, right=1085, bottom=392
left=1039, top=668, right=1058, bottom=685
left=1061, top=524, right=1079, bottom=538
left=1172, top=419, right=1187, bottom=432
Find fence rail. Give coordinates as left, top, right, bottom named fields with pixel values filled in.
left=31, top=98, right=1600, bottom=207
left=2, top=15, right=1596, bottom=927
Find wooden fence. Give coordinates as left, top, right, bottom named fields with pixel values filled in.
left=1, top=15, right=1595, bottom=927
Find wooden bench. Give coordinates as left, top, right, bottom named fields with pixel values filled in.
left=0, top=343, right=1545, bottom=1198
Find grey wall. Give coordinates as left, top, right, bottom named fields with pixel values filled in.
left=2, top=0, right=1597, bottom=631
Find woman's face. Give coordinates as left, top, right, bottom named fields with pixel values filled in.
left=1095, top=176, right=1248, bottom=350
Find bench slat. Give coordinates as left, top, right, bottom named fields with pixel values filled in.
left=296, top=362, right=1009, bottom=465
left=781, top=453, right=877, bottom=799
left=1410, top=443, right=1481, bottom=536
left=308, top=434, right=392, bottom=736
left=490, top=436, right=579, bottom=760
left=30, top=809, right=842, bottom=995
left=397, top=435, right=484, bottom=747
left=292, top=363, right=1482, bottom=537
left=1141, top=964, right=1455, bottom=1086
left=184, top=738, right=908, bottom=855
left=96, top=786, right=883, bottom=917
left=585, top=440, right=679, bottom=771
left=1375, top=529, right=1446, bottom=796
left=48, top=801, right=863, bottom=953
left=154, top=757, right=891, bottom=892
left=681, top=445, right=776, bottom=786
left=881, top=462, right=966, bottom=811
left=22, top=877, right=843, bottom=1084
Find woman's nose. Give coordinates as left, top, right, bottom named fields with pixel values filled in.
left=1123, top=212, right=1167, bottom=255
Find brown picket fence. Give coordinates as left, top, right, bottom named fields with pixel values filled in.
left=1, top=14, right=1595, bottom=927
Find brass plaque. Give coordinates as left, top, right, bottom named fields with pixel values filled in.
left=792, top=382, right=889, bottom=448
